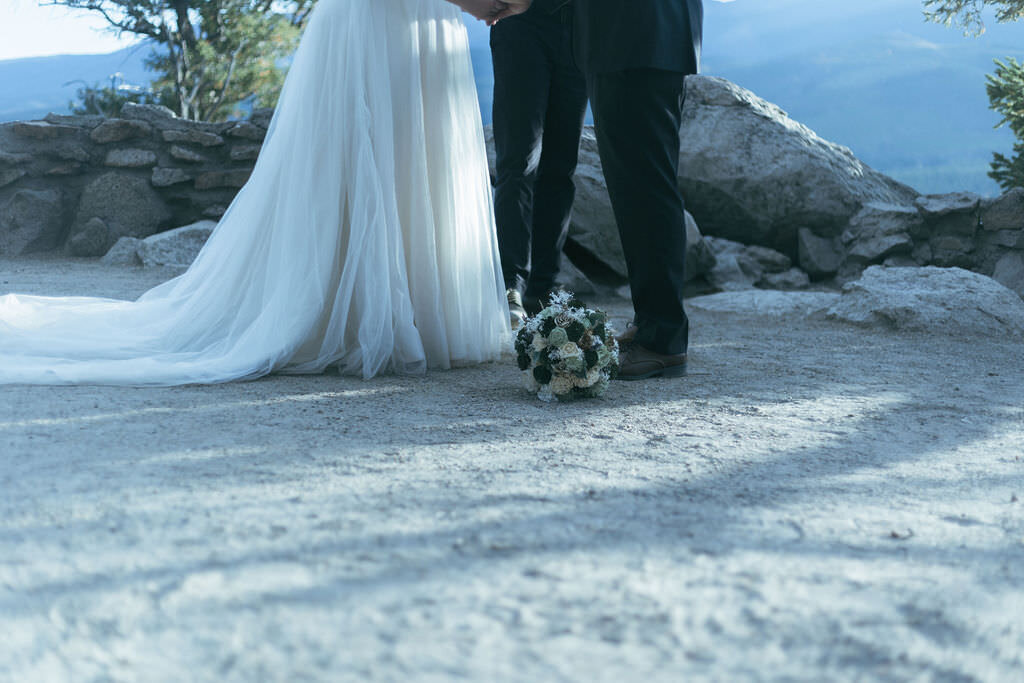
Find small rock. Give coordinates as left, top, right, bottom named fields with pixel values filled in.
left=161, top=129, right=225, bottom=147
left=0, top=151, right=32, bottom=165
left=0, top=188, right=65, bottom=256
left=0, top=169, right=26, bottom=188
left=11, top=121, right=78, bottom=139
left=105, top=148, right=158, bottom=168
left=120, top=103, right=178, bottom=126
left=798, top=228, right=842, bottom=278
left=44, top=113, right=104, bottom=128
left=67, top=217, right=111, bottom=257
left=915, top=191, right=982, bottom=219
left=250, top=108, right=275, bottom=129
left=90, top=119, right=153, bottom=144
left=929, top=234, right=976, bottom=268
left=194, top=170, right=252, bottom=190
left=843, top=202, right=919, bottom=264
left=760, top=267, right=810, bottom=290
left=100, top=236, right=143, bottom=266
left=230, top=144, right=262, bottom=161
left=137, top=221, right=216, bottom=268
left=56, top=146, right=91, bottom=162
left=170, top=145, right=207, bottom=163
left=226, top=122, right=265, bottom=141
left=151, top=167, right=192, bottom=187
left=980, top=188, right=1024, bottom=232
left=827, top=266, right=1024, bottom=338
left=44, top=163, right=83, bottom=176
left=992, top=252, right=1024, bottom=299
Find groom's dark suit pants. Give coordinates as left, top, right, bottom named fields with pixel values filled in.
left=491, top=4, right=588, bottom=299
left=589, top=69, right=690, bottom=355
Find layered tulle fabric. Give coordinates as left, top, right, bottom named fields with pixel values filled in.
left=0, top=0, right=510, bottom=385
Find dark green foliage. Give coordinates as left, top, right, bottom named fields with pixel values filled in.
left=925, top=0, right=1024, bottom=189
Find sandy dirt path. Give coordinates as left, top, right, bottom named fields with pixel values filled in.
left=1, top=257, right=1022, bottom=681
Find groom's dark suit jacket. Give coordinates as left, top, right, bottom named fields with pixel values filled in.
left=573, top=0, right=703, bottom=75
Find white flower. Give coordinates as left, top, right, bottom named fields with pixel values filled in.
left=532, top=335, right=548, bottom=352
left=549, top=375, right=575, bottom=397
left=559, top=342, right=582, bottom=358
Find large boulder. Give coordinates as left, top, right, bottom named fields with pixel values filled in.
left=0, top=188, right=65, bottom=256
left=677, top=76, right=918, bottom=257
left=826, top=266, right=1024, bottom=338
left=68, top=172, right=172, bottom=257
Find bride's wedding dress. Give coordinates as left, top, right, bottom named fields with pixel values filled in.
left=0, top=0, right=509, bottom=385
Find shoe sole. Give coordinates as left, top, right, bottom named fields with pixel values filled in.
left=615, top=362, right=688, bottom=381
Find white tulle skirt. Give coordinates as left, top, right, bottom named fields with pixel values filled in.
left=0, top=0, right=510, bottom=385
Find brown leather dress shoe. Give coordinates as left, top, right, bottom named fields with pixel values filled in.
left=616, top=344, right=688, bottom=381
left=615, top=322, right=639, bottom=346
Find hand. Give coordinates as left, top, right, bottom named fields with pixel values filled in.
left=489, top=0, right=532, bottom=24
left=456, top=0, right=511, bottom=24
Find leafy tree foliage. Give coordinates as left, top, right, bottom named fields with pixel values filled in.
left=45, top=1, right=317, bottom=122
left=925, top=0, right=1024, bottom=189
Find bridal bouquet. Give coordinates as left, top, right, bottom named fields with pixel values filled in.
left=515, top=292, right=619, bottom=402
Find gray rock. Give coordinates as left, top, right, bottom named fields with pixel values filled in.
left=992, top=252, right=1024, bottom=299
left=230, top=144, right=262, bottom=161
left=251, top=109, right=275, bottom=129
left=706, top=238, right=758, bottom=291
left=194, top=170, right=252, bottom=190
left=100, top=236, right=143, bottom=266
left=170, top=145, right=207, bottom=163
left=137, top=220, right=216, bottom=268
left=226, top=122, right=265, bottom=141
left=44, top=113, right=104, bottom=129
left=105, top=148, right=158, bottom=168
left=120, top=103, right=179, bottom=126
left=915, top=191, right=982, bottom=219
left=980, top=188, right=1024, bottom=232
left=689, top=290, right=838, bottom=317
left=826, top=266, right=1024, bottom=338
left=67, top=217, right=112, bottom=257
left=744, top=245, right=792, bottom=273
left=11, top=121, right=78, bottom=139
left=0, top=151, right=32, bottom=165
left=151, top=167, right=192, bottom=187
left=90, top=119, right=153, bottom=144
left=798, top=227, right=842, bottom=278
left=761, top=268, right=810, bottom=290
left=929, top=234, right=976, bottom=268
left=842, top=202, right=919, bottom=264
left=0, top=169, right=26, bottom=188
left=704, top=237, right=798, bottom=291
left=0, top=188, right=65, bottom=256
left=161, top=129, right=225, bottom=147
left=44, top=163, right=82, bottom=176
left=68, top=172, right=173, bottom=256
left=677, top=76, right=917, bottom=256
left=56, top=146, right=91, bottom=162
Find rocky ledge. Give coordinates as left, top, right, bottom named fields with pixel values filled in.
left=2, top=77, right=1023, bottom=300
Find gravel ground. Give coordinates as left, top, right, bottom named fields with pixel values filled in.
left=1, top=256, right=1023, bottom=682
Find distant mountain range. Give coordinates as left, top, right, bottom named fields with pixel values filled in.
left=2, top=0, right=1022, bottom=196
